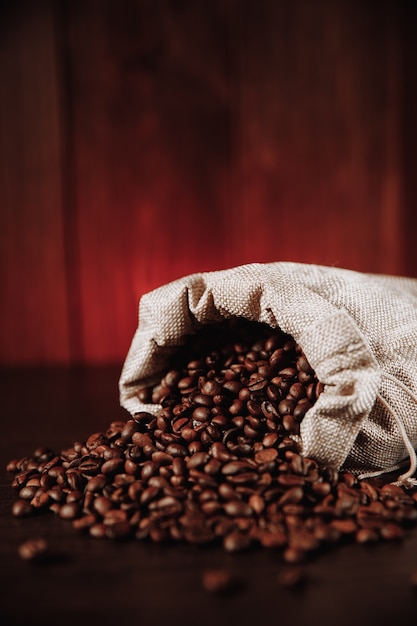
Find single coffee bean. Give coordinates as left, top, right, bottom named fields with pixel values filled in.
left=187, top=452, right=210, bottom=469
left=73, top=515, right=96, bottom=532
left=93, top=496, right=113, bottom=516
left=277, top=566, right=307, bottom=588
left=283, top=547, right=306, bottom=564
left=103, top=519, right=132, bottom=540
left=12, top=499, right=33, bottom=517
left=254, top=448, right=278, bottom=464
left=223, top=531, right=252, bottom=552
left=201, top=569, right=237, bottom=593
left=355, top=527, right=379, bottom=543
left=89, top=523, right=107, bottom=539
left=223, top=500, right=253, bottom=517
left=59, top=502, right=80, bottom=520
left=19, top=485, right=38, bottom=500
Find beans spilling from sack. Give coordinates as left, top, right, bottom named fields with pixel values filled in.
left=7, top=319, right=417, bottom=563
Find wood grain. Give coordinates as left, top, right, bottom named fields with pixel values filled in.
left=0, top=1, right=70, bottom=364
left=0, top=0, right=415, bottom=365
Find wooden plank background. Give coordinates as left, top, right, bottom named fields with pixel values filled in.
left=0, top=0, right=416, bottom=365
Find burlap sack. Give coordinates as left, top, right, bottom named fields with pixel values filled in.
left=119, top=262, right=417, bottom=484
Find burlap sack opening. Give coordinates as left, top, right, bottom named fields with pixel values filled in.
left=119, top=262, right=417, bottom=482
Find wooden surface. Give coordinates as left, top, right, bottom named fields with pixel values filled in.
left=1, top=365, right=417, bottom=626
left=1, top=0, right=417, bottom=366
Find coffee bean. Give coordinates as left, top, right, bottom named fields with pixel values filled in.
left=380, top=522, right=404, bottom=541
left=278, top=566, right=307, bottom=588
left=254, top=448, right=278, bottom=464
left=223, top=500, right=253, bottom=517
left=201, top=380, right=223, bottom=397
left=19, top=485, right=38, bottom=500
left=59, top=502, right=80, bottom=520
left=355, top=527, right=379, bottom=543
left=12, top=499, right=33, bottom=517
left=201, top=569, right=237, bottom=593
left=187, top=451, right=210, bottom=469
left=257, top=527, right=287, bottom=548
left=209, top=442, right=236, bottom=463
left=78, top=458, right=101, bottom=476
left=293, top=398, right=312, bottom=421
left=283, top=547, right=306, bottom=564
left=73, top=515, right=96, bottom=532
left=89, top=523, right=107, bottom=539
left=105, top=521, right=132, bottom=540
left=223, top=531, right=252, bottom=552
left=93, top=496, right=113, bottom=516
left=222, top=461, right=252, bottom=475
left=18, top=538, right=48, bottom=562
left=7, top=318, right=417, bottom=568
left=278, top=399, right=296, bottom=416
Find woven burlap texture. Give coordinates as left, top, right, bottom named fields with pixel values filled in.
left=119, top=262, right=417, bottom=475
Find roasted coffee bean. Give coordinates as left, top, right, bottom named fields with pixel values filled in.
left=89, top=523, right=107, bottom=539
left=187, top=452, right=210, bottom=469
left=223, top=500, right=253, bottom=517
left=101, top=459, right=124, bottom=475
left=93, top=496, right=113, bottom=516
left=310, top=482, right=332, bottom=497
left=355, top=527, right=379, bottom=543
left=59, top=502, right=80, bottom=520
left=262, top=432, right=279, bottom=448
left=73, top=515, right=96, bottom=532
left=7, top=318, right=417, bottom=565
left=200, top=380, right=223, bottom=396
left=278, top=399, right=296, bottom=416
left=66, top=469, right=86, bottom=491
left=85, top=475, right=107, bottom=493
left=18, top=538, right=49, bottom=562
left=204, top=458, right=222, bottom=476
left=222, top=461, right=252, bottom=475
left=218, top=483, right=240, bottom=501
left=278, top=566, right=307, bottom=588
left=210, top=442, right=236, bottom=463
left=254, top=448, right=278, bottom=464
left=283, top=547, right=306, bottom=564
left=248, top=373, right=268, bottom=391
left=201, top=568, right=237, bottom=593
left=249, top=493, right=265, bottom=514
left=380, top=522, right=404, bottom=541
left=19, top=485, right=38, bottom=500
left=78, top=458, right=101, bottom=476
left=12, top=499, right=33, bottom=517
left=293, top=399, right=312, bottom=421
left=223, top=531, right=252, bottom=552
left=105, top=521, right=132, bottom=540
left=192, top=406, right=211, bottom=423
left=270, top=348, right=286, bottom=370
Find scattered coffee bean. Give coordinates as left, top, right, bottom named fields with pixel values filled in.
left=277, top=566, right=307, bottom=588
left=201, top=568, right=237, bottom=593
left=12, top=499, right=33, bottom=518
left=18, top=538, right=48, bottom=562
left=6, top=318, right=417, bottom=566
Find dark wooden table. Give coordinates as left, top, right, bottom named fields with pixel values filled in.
left=1, top=365, right=417, bottom=626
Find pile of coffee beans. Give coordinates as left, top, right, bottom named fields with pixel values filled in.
left=7, top=319, right=417, bottom=563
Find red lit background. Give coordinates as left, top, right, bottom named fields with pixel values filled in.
left=1, top=0, right=417, bottom=366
